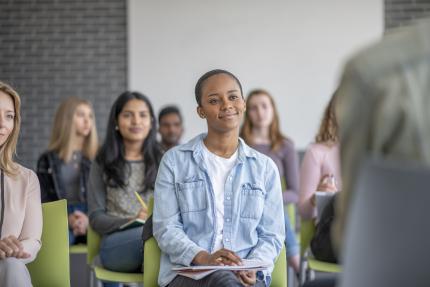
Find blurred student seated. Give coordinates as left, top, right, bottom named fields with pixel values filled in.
left=241, top=89, right=300, bottom=273
left=158, top=105, right=184, bottom=151
left=299, top=93, right=341, bottom=264
left=37, top=97, right=98, bottom=245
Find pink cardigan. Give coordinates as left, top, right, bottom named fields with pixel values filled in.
left=0, top=164, right=42, bottom=264
left=298, top=143, right=342, bottom=220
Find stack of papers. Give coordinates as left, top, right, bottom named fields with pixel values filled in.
left=172, top=259, right=271, bottom=280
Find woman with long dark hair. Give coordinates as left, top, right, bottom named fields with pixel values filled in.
left=88, top=91, right=162, bottom=277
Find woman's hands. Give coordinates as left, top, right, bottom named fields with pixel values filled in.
left=193, top=249, right=258, bottom=286
left=316, top=174, right=338, bottom=192
left=69, top=210, right=89, bottom=236
left=193, top=248, right=242, bottom=266
left=0, top=235, right=30, bottom=259
left=312, top=174, right=338, bottom=206
left=136, top=207, right=148, bottom=221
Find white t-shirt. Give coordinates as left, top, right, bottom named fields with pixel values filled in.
left=202, top=143, right=238, bottom=252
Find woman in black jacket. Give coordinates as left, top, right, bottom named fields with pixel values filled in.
left=37, top=97, right=98, bottom=245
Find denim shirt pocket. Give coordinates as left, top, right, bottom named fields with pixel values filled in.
left=240, top=183, right=266, bottom=220
left=176, top=180, right=207, bottom=213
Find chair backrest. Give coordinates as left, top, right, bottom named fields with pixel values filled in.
left=339, top=158, right=430, bottom=287
left=270, top=247, right=287, bottom=287
left=143, top=196, right=161, bottom=287
left=87, top=224, right=101, bottom=265
left=27, top=199, right=70, bottom=287
left=300, top=220, right=315, bottom=257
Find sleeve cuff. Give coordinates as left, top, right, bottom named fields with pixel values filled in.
left=182, top=245, right=206, bottom=266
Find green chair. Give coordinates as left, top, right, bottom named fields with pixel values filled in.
left=70, top=244, right=87, bottom=254
left=27, top=199, right=70, bottom=287
left=270, top=247, right=287, bottom=287
left=299, top=220, right=341, bottom=284
left=87, top=225, right=143, bottom=285
left=143, top=197, right=288, bottom=287
left=70, top=244, right=89, bottom=287
left=143, top=197, right=160, bottom=287
left=282, top=177, right=297, bottom=231
left=286, top=204, right=296, bottom=230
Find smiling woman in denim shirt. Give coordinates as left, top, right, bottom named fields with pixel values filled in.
left=153, top=69, right=285, bottom=287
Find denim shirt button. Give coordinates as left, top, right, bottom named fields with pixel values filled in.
left=225, top=238, right=230, bottom=242
left=226, top=218, right=231, bottom=222
left=226, top=196, right=231, bottom=200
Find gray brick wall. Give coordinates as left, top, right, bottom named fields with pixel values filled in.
left=0, top=0, right=127, bottom=169
left=385, top=0, right=430, bottom=29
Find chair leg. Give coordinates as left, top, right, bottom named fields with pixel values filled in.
left=89, top=268, right=103, bottom=287
left=89, top=269, right=95, bottom=287
left=287, top=266, right=296, bottom=287
left=306, top=267, right=315, bottom=282
left=299, top=258, right=306, bottom=286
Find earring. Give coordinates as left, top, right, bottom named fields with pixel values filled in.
left=115, top=125, right=119, bottom=130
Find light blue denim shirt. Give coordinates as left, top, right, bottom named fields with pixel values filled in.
left=153, top=133, right=285, bottom=287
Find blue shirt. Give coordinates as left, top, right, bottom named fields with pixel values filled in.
left=153, top=134, right=285, bottom=287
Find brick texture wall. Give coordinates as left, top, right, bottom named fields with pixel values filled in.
left=385, top=0, right=430, bottom=29
left=0, top=0, right=127, bottom=169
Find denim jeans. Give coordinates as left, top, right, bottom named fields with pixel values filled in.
left=99, top=226, right=144, bottom=287
left=168, top=270, right=266, bottom=287
left=100, top=226, right=144, bottom=272
left=284, top=213, right=299, bottom=258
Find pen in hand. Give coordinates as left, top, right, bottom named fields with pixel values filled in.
left=134, top=191, right=149, bottom=220
left=134, top=191, right=148, bottom=211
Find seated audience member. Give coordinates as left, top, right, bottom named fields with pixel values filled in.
left=298, top=94, right=341, bottom=220
left=0, top=82, right=42, bottom=287
left=153, top=70, right=285, bottom=287
left=240, top=89, right=300, bottom=272
left=37, top=97, right=98, bottom=245
left=158, top=105, right=184, bottom=151
left=240, top=89, right=299, bottom=205
left=87, top=91, right=162, bottom=286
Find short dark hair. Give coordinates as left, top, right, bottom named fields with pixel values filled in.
left=194, top=69, right=243, bottom=106
left=158, top=105, right=183, bottom=123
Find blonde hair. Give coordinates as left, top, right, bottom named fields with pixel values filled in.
left=0, top=82, right=21, bottom=176
left=240, top=89, right=286, bottom=151
left=48, top=97, right=98, bottom=162
left=315, top=94, right=338, bottom=144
